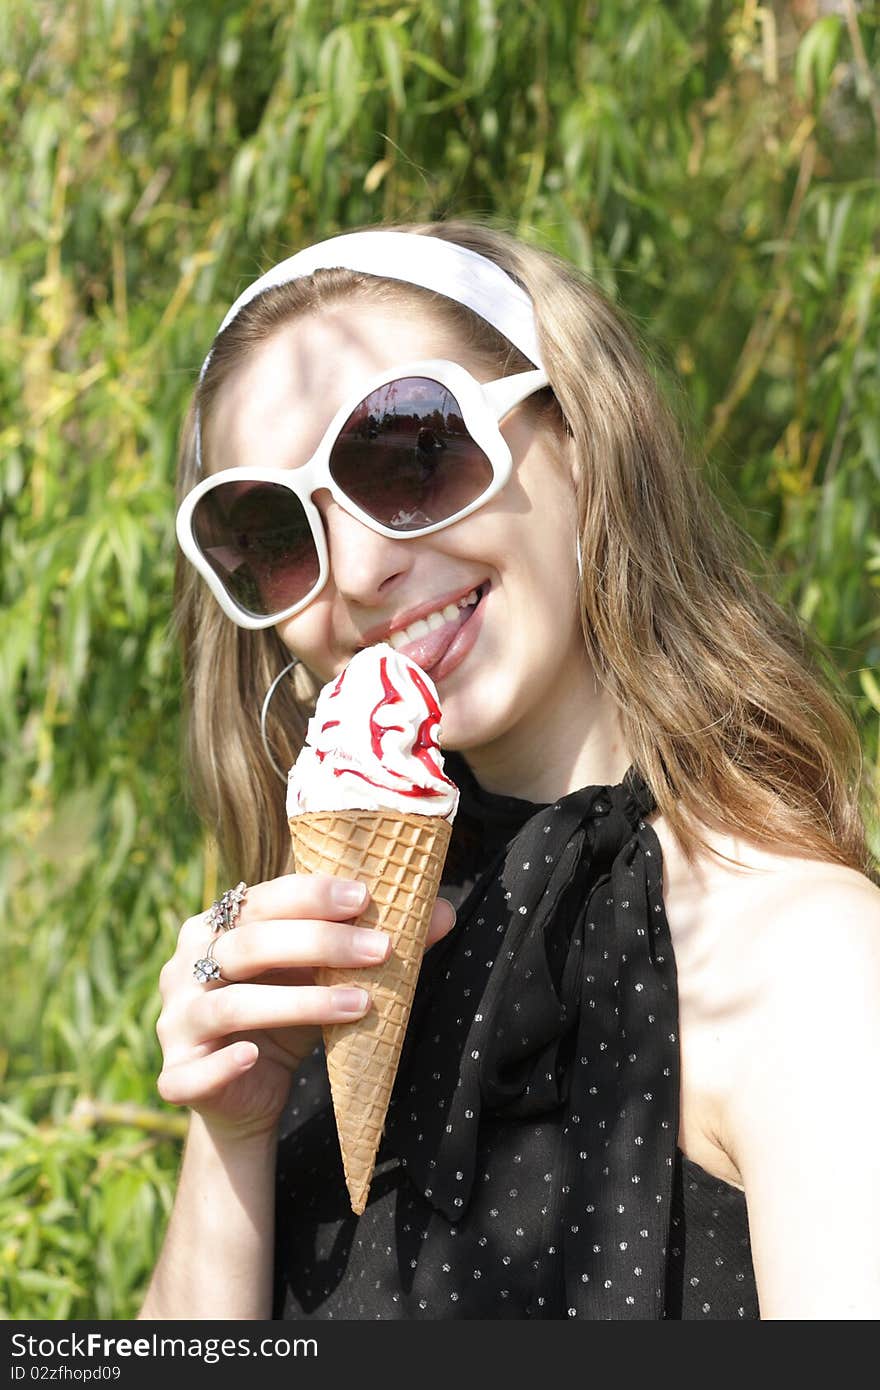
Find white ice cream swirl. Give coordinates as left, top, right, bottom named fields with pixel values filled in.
left=286, top=644, right=459, bottom=820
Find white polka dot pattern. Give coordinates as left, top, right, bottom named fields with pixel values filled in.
left=273, top=755, right=758, bottom=1320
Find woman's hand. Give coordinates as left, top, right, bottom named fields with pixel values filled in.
left=155, top=873, right=456, bottom=1144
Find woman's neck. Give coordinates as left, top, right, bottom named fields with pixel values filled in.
left=462, top=676, right=632, bottom=804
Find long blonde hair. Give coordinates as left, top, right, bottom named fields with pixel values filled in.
left=174, top=219, right=878, bottom=886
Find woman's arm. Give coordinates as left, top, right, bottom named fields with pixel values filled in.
left=137, top=872, right=380, bottom=1322
left=138, top=1113, right=277, bottom=1320
left=723, top=870, right=880, bottom=1319
left=137, top=873, right=456, bottom=1320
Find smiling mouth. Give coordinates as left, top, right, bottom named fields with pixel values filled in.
left=388, top=584, right=485, bottom=651
left=372, top=581, right=489, bottom=674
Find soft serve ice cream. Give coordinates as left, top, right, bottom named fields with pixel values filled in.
left=287, top=643, right=459, bottom=820
left=286, top=642, right=458, bottom=1216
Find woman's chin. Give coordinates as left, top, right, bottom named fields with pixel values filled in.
left=438, top=709, right=499, bottom=758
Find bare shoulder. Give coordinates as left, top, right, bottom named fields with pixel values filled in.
left=645, top=808, right=880, bottom=1188
left=648, top=807, right=880, bottom=972
left=644, top=810, right=880, bottom=1314
left=672, top=832, right=880, bottom=1316
left=716, top=850, right=880, bottom=1045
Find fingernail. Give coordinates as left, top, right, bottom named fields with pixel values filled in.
left=354, top=929, right=390, bottom=962
left=331, top=986, right=370, bottom=1014
left=332, top=880, right=367, bottom=910
left=440, top=900, right=457, bottom=929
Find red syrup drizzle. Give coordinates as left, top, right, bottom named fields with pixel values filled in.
left=327, top=654, right=450, bottom=802
left=408, top=665, right=457, bottom=790
left=369, top=656, right=405, bottom=761
left=314, top=718, right=339, bottom=762
left=314, top=668, right=346, bottom=760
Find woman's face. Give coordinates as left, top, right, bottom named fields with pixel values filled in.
left=206, top=301, right=596, bottom=770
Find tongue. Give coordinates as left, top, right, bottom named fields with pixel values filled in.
left=396, top=606, right=472, bottom=673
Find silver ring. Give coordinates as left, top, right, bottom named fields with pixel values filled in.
left=207, top=881, right=248, bottom=934
left=193, top=932, right=225, bottom=985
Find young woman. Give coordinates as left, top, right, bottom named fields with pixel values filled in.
left=140, top=222, right=880, bottom=1321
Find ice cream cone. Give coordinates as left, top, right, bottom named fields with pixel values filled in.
left=288, top=807, right=452, bottom=1215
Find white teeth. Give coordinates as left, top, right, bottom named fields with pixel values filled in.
left=386, top=587, right=483, bottom=649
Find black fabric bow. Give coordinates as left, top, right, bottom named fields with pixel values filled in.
left=385, top=753, right=680, bottom=1319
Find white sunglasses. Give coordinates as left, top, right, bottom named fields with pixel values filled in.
left=176, top=357, right=549, bottom=629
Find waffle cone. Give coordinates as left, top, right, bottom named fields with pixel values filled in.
left=288, top=808, right=452, bottom=1215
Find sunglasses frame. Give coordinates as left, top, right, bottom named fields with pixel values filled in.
left=176, top=357, right=550, bottom=629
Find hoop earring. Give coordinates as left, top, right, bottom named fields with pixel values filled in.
left=575, top=538, right=583, bottom=583
left=260, top=657, right=300, bottom=783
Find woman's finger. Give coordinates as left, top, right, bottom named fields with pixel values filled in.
left=208, top=894, right=456, bottom=979
left=175, top=893, right=455, bottom=989
left=157, top=1041, right=258, bottom=1107
left=207, top=918, right=391, bottom=982
left=173, top=873, right=372, bottom=957
left=179, top=981, right=372, bottom=1050
left=230, top=873, right=371, bottom=928
left=426, top=896, right=457, bottom=947
left=157, top=978, right=364, bottom=1064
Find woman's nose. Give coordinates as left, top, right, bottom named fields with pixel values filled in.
left=314, top=490, right=413, bottom=605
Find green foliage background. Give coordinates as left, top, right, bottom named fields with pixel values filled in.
left=1, top=0, right=878, bottom=1318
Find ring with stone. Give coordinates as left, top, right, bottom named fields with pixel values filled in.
left=193, top=932, right=225, bottom=985
left=207, top=881, right=248, bottom=934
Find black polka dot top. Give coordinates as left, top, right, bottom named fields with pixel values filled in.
left=273, top=754, right=759, bottom=1319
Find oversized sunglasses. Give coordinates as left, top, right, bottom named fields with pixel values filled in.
left=176, top=357, right=549, bottom=629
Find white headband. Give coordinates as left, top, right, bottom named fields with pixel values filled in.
left=194, top=230, right=544, bottom=469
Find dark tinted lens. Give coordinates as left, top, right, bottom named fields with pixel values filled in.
left=192, top=481, right=319, bottom=617
left=329, top=377, right=494, bottom=531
